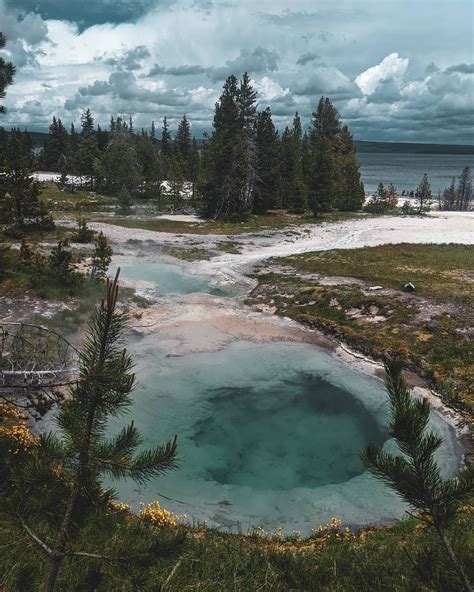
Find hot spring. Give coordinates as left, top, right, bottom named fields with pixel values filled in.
left=108, top=338, right=462, bottom=535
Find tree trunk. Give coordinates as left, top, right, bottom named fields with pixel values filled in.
left=40, top=487, right=79, bottom=592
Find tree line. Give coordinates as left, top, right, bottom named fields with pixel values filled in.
left=1, top=73, right=365, bottom=220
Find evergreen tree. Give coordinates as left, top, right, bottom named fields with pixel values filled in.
left=301, top=132, right=312, bottom=192
left=337, top=126, right=365, bottom=211
left=96, top=124, right=109, bottom=151
left=49, top=239, right=72, bottom=279
left=0, top=130, right=54, bottom=230
left=102, top=133, right=140, bottom=195
left=364, top=182, right=397, bottom=212
left=116, top=185, right=133, bottom=215
left=161, top=116, right=172, bottom=177
left=90, top=231, right=112, bottom=278
left=441, top=177, right=457, bottom=211
left=456, top=166, right=472, bottom=211
left=69, top=123, right=78, bottom=157
left=309, top=96, right=341, bottom=146
left=362, top=361, right=473, bottom=592
left=174, top=114, right=192, bottom=178
left=237, top=72, right=258, bottom=131
left=42, top=117, right=70, bottom=171
left=0, top=33, right=15, bottom=114
left=36, top=274, right=178, bottom=591
left=75, top=110, right=99, bottom=190
left=199, top=74, right=255, bottom=219
left=189, top=137, right=200, bottom=203
left=415, top=173, right=432, bottom=214
left=254, top=108, right=280, bottom=213
left=135, top=133, right=161, bottom=200
left=165, top=151, right=186, bottom=207
left=279, top=117, right=307, bottom=213
left=309, top=135, right=336, bottom=215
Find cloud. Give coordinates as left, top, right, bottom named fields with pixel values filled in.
left=446, top=63, right=474, bottom=75
left=207, top=46, right=280, bottom=82
left=8, top=0, right=161, bottom=29
left=1, top=0, right=473, bottom=143
left=102, top=45, right=151, bottom=71
left=147, top=63, right=207, bottom=77
left=296, top=51, right=320, bottom=66
left=355, top=52, right=409, bottom=95
left=292, top=65, right=359, bottom=100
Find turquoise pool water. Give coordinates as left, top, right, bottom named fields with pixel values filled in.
left=108, top=339, right=461, bottom=534
left=113, top=261, right=242, bottom=296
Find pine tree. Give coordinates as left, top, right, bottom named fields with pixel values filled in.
left=75, top=110, right=99, bottom=190
left=456, top=167, right=472, bottom=211
left=254, top=108, right=280, bottom=213
left=309, top=135, right=336, bottom=215
left=116, top=185, right=133, bottom=215
left=0, top=130, right=54, bottom=230
left=102, top=133, right=140, bottom=195
left=165, top=150, right=186, bottom=207
left=237, top=72, right=258, bottom=131
left=90, top=231, right=112, bottom=278
left=309, top=96, right=341, bottom=146
left=279, top=116, right=307, bottom=214
left=441, top=177, right=457, bottom=211
left=161, top=116, right=172, bottom=178
left=337, top=126, right=365, bottom=211
left=362, top=361, right=473, bottom=592
left=364, top=182, right=389, bottom=213
left=135, top=133, right=161, bottom=200
left=36, top=273, right=178, bottom=591
left=42, top=117, right=70, bottom=171
left=174, top=115, right=192, bottom=178
left=415, top=173, right=432, bottom=214
left=0, top=33, right=15, bottom=114
left=49, top=239, right=72, bottom=279
left=189, top=137, right=200, bottom=203
left=199, top=74, right=255, bottom=219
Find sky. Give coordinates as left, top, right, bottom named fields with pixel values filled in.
left=0, top=0, right=473, bottom=143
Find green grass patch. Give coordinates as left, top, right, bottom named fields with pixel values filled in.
left=249, top=244, right=474, bottom=409
left=40, top=183, right=116, bottom=212
left=282, top=243, right=474, bottom=304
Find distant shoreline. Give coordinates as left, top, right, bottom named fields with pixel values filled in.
left=2, top=127, right=473, bottom=155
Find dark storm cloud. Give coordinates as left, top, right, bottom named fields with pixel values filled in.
left=147, top=64, right=207, bottom=77
left=1, top=0, right=473, bottom=143
left=296, top=52, right=320, bottom=66
left=7, top=0, right=162, bottom=28
left=446, top=63, right=474, bottom=75
left=102, top=46, right=151, bottom=71
left=72, top=71, right=190, bottom=109
left=206, top=47, right=280, bottom=82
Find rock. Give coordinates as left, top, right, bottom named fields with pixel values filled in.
left=426, top=320, right=442, bottom=332
left=368, top=286, right=383, bottom=291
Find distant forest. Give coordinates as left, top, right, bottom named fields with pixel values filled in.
left=2, top=130, right=474, bottom=155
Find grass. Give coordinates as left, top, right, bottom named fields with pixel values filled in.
left=248, top=244, right=474, bottom=409
left=40, top=183, right=116, bottom=212
left=162, top=244, right=216, bottom=261
left=283, top=243, right=474, bottom=304
left=97, top=211, right=366, bottom=235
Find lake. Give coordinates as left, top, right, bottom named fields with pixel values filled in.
left=358, top=152, right=474, bottom=194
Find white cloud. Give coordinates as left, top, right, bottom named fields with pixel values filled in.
left=355, top=52, right=409, bottom=95
left=254, top=76, right=289, bottom=101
